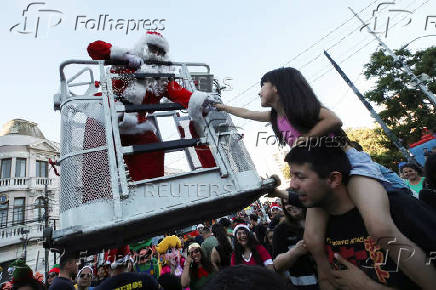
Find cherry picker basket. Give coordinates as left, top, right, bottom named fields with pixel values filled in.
left=45, top=59, right=276, bottom=254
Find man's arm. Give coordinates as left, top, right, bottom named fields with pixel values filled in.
left=273, top=240, right=308, bottom=272
left=332, top=253, right=397, bottom=290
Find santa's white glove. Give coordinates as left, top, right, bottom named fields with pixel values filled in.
left=123, top=53, right=143, bottom=69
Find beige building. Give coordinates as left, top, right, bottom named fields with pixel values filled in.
left=0, top=119, right=59, bottom=282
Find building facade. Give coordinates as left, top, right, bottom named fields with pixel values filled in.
left=0, top=119, right=59, bottom=282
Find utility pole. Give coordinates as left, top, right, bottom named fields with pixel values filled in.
left=44, top=184, right=49, bottom=283
left=348, top=7, right=436, bottom=107
left=324, top=50, right=415, bottom=162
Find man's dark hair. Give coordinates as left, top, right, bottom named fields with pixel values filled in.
left=249, top=213, right=258, bottom=222
left=203, top=265, right=291, bottom=290
left=59, top=252, right=76, bottom=270
left=285, top=140, right=352, bottom=184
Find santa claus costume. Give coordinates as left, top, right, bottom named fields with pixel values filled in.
left=86, top=31, right=216, bottom=182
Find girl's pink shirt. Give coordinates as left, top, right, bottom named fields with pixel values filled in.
left=277, top=116, right=301, bottom=146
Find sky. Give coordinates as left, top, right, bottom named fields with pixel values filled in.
left=1, top=0, right=435, bottom=174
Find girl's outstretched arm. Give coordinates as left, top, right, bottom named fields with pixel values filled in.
left=305, top=108, right=342, bottom=137
left=215, top=104, right=271, bottom=122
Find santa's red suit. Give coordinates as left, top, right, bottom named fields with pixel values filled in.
left=86, top=32, right=216, bottom=181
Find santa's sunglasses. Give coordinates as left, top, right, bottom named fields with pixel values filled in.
left=147, top=44, right=165, bottom=56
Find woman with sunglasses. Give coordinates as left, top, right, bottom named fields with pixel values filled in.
left=231, top=225, right=274, bottom=270
left=75, top=266, right=93, bottom=290
left=181, top=243, right=214, bottom=290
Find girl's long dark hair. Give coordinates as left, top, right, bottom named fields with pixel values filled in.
left=211, top=224, right=232, bottom=265
left=233, top=229, right=263, bottom=266
left=189, top=247, right=213, bottom=282
left=261, top=67, right=322, bottom=144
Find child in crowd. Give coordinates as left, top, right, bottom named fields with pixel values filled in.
left=216, top=67, right=435, bottom=289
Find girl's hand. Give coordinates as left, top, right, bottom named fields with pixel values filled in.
left=185, top=255, right=193, bottom=267
left=214, top=103, right=227, bottom=111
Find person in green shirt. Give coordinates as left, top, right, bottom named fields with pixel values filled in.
left=402, top=163, right=425, bottom=198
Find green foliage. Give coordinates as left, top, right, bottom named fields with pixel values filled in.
left=345, top=127, right=403, bottom=171
left=363, top=46, right=436, bottom=146
left=358, top=46, right=436, bottom=169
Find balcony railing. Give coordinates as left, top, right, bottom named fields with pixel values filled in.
left=0, top=177, right=55, bottom=191
left=0, top=219, right=59, bottom=245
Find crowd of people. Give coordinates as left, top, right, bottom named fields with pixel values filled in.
left=2, top=32, right=436, bottom=290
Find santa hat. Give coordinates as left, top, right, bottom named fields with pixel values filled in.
left=49, top=264, right=60, bottom=274
left=270, top=202, right=282, bottom=211
left=145, top=31, right=169, bottom=54
left=233, top=224, right=250, bottom=236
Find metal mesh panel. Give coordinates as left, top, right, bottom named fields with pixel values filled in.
left=59, top=100, right=112, bottom=213
left=207, top=111, right=255, bottom=173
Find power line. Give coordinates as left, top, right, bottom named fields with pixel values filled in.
left=309, top=0, right=428, bottom=83
left=223, top=0, right=385, bottom=107
left=227, top=0, right=423, bottom=109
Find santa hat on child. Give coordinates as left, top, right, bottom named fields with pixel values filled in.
left=270, top=202, right=282, bottom=211
left=233, top=224, right=251, bottom=236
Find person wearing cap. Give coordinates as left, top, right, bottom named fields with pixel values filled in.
left=49, top=254, right=78, bottom=290
left=6, top=259, right=45, bottom=290
left=47, top=265, right=60, bottom=287
left=231, top=224, right=273, bottom=270
left=86, top=32, right=216, bottom=183
left=194, top=225, right=204, bottom=245
left=75, top=266, right=93, bottom=290
left=181, top=243, right=214, bottom=290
